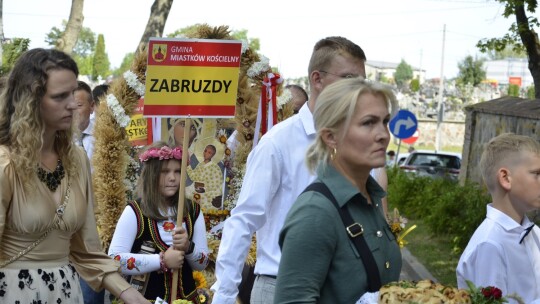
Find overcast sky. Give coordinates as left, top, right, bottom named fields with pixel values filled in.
left=4, top=0, right=517, bottom=80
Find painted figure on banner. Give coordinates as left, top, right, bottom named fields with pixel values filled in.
left=164, top=118, right=227, bottom=210
left=167, top=118, right=202, bottom=172
left=186, top=144, right=224, bottom=210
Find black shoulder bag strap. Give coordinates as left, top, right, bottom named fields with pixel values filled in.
left=302, top=182, right=382, bottom=292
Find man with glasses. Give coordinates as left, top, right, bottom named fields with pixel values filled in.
left=211, top=36, right=367, bottom=304
left=319, top=70, right=359, bottom=79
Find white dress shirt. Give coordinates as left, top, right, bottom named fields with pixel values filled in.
left=457, top=204, right=540, bottom=303
left=80, top=117, right=95, bottom=167
left=211, top=103, right=317, bottom=303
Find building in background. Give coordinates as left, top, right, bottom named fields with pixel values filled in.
left=483, top=58, right=532, bottom=88
left=366, top=60, right=426, bottom=84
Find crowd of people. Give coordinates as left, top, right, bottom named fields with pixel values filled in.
left=0, top=34, right=538, bottom=304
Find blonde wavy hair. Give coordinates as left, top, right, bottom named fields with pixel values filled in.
left=306, top=78, right=398, bottom=173
left=0, top=48, right=79, bottom=188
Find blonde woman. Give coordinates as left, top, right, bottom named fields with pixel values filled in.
left=0, top=48, right=149, bottom=303
left=275, top=78, right=401, bottom=303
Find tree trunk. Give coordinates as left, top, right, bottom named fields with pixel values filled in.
left=136, top=0, right=174, bottom=56
left=56, top=0, right=84, bottom=55
left=514, top=3, right=540, bottom=99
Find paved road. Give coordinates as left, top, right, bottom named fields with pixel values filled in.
left=399, top=247, right=438, bottom=282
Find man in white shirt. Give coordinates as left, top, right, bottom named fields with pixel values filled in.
left=74, top=81, right=95, bottom=164
left=211, top=36, right=367, bottom=304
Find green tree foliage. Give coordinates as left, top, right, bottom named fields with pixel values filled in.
left=112, top=52, right=135, bottom=77
left=387, top=168, right=490, bottom=252
left=476, top=0, right=540, bottom=98
left=46, top=21, right=101, bottom=76
left=378, top=73, right=392, bottom=84
left=456, top=55, right=486, bottom=86
left=394, top=59, right=413, bottom=88
left=46, top=21, right=96, bottom=57
left=230, top=29, right=260, bottom=52
left=167, top=24, right=260, bottom=52
left=75, top=56, right=93, bottom=77
left=508, top=84, right=520, bottom=97
left=92, top=34, right=110, bottom=81
left=527, top=85, right=535, bottom=99
left=410, top=78, right=420, bottom=92
left=1, top=38, right=30, bottom=75
left=485, top=44, right=527, bottom=60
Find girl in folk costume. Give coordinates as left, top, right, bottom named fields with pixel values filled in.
left=108, top=141, right=209, bottom=303
left=0, top=48, right=149, bottom=303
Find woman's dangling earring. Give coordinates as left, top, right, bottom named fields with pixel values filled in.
left=330, top=147, right=337, bottom=161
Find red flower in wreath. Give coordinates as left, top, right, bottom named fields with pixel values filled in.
left=113, top=255, right=121, bottom=261
left=163, top=221, right=175, bottom=232
left=127, top=257, right=137, bottom=270
left=481, top=286, right=503, bottom=300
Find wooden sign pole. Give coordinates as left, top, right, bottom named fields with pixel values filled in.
left=171, top=117, right=191, bottom=301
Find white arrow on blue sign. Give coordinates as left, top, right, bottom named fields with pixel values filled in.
left=389, top=110, right=418, bottom=139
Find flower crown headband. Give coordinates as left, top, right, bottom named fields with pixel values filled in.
left=139, top=146, right=183, bottom=162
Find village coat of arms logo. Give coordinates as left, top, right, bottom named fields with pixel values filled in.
left=152, top=44, right=167, bottom=62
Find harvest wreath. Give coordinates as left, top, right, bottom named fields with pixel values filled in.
left=92, top=24, right=289, bottom=291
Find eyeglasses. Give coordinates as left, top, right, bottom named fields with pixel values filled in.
left=319, top=70, right=359, bottom=79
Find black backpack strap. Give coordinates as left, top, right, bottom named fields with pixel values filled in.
left=302, top=182, right=382, bottom=292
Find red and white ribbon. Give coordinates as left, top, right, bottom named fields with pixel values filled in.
left=253, top=73, right=283, bottom=148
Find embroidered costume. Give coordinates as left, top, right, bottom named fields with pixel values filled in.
left=108, top=200, right=209, bottom=303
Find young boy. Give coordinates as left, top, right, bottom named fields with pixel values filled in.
left=456, top=133, right=540, bottom=303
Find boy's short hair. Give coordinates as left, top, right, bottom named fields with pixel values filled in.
left=480, top=133, right=540, bottom=191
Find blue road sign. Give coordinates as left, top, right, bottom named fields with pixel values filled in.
left=389, top=110, right=418, bottom=139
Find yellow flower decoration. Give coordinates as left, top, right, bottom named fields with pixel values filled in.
left=387, top=208, right=416, bottom=249
left=391, top=222, right=403, bottom=235
left=219, top=134, right=227, bottom=144
left=193, top=271, right=207, bottom=289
